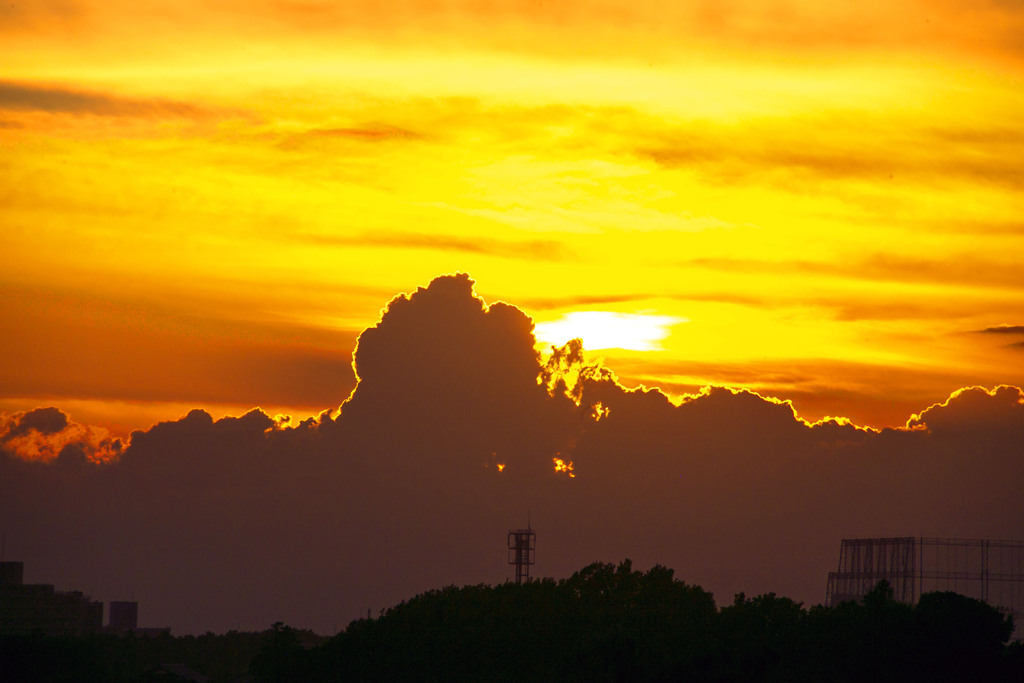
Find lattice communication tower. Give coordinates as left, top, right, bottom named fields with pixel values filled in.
left=508, top=525, right=536, bottom=584
left=826, top=537, right=1024, bottom=624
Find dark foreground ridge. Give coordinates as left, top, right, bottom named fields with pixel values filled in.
left=2, top=560, right=1022, bottom=682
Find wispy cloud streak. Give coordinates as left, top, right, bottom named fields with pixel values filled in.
left=301, top=231, right=573, bottom=261
left=0, top=80, right=203, bottom=117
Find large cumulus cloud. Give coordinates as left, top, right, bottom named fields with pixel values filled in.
left=336, top=273, right=578, bottom=478
left=1, top=274, right=1021, bottom=635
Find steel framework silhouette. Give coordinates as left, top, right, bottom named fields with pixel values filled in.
left=826, top=537, right=1024, bottom=620
left=508, top=526, right=536, bottom=584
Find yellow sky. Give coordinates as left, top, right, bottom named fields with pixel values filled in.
left=2, top=0, right=1023, bottom=430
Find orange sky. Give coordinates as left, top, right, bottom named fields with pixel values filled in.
left=2, top=0, right=1024, bottom=432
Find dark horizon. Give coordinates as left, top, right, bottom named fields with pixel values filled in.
left=3, top=275, right=1022, bottom=635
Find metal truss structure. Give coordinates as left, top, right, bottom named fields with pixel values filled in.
left=507, top=526, right=536, bottom=584
left=825, top=537, right=1024, bottom=621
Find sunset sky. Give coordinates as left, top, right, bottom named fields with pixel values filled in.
left=4, top=0, right=1024, bottom=434
left=2, top=3, right=1024, bottom=634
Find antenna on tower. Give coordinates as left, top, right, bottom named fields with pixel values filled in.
left=508, top=517, right=536, bottom=584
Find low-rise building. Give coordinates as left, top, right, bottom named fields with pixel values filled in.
left=0, top=561, right=103, bottom=636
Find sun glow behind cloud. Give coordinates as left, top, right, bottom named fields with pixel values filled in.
left=3, top=1, right=1024, bottom=643
left=0, top=0, right=1022, bottom=430
left=534, top=312, right=686, bottom=352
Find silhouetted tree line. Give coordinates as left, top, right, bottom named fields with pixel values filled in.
left=300, top=561, right=1021, bottom=682
left=2, top=560, right=1022, bottom=682
left=0, top=624, right=324, bottom=682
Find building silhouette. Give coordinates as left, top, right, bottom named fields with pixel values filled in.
left=0, top=561, right=103, bottom=636
left=108, top=600, right=139, bottom=631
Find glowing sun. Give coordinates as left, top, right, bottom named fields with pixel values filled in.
left=534, top=311, right=685, bottom=351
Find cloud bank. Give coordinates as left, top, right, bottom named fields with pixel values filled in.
left=2, top=274, right=1021, bottom=634
left=0, top=407, right=123, bottom=464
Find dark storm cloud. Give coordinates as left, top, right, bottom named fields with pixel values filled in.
left=0, top=80, right=203, bottom=117
left=2, top=274, right=1022, bottom=635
